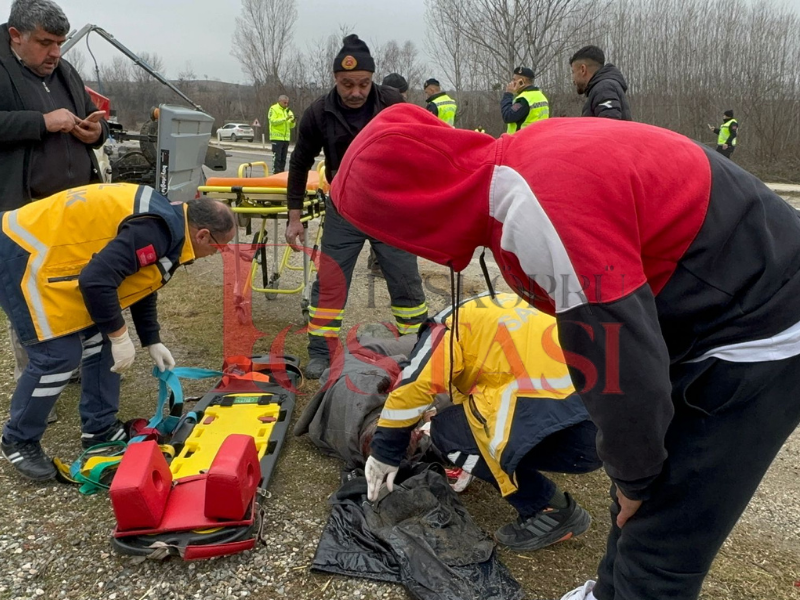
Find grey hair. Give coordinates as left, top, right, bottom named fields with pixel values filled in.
left=186, top=198, right=235, bottom=237
left=278, top=95, right=289, bottom=102
left=8, top=0, right=70, bottom=36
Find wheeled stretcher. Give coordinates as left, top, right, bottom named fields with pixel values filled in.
left=199, top=162, right=327, bottom=321
left=108, top=355, right=300, bottom=560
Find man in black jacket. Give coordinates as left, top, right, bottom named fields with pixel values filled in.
left=0, top=0, right=109, bottom=417
left=0, top=0, right=108, bottom=208
left=284, top=35, right=427, bottom=379
left=569, top=45, right=632, bottom=120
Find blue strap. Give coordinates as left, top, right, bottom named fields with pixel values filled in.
left=129, top=367, right=222, bottom=443
left=69, top=367, right=224, bottom=495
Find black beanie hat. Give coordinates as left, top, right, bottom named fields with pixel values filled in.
left=333, top=34, right=375, bottom=73
left=724, top=109, right=734, bottom=118
left=382, top=73, right=408, bottom=93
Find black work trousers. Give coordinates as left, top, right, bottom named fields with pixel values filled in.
left=594, top=354, right=800, bottom=600
left=716, top=144, right=735, bottom=159
left=272, top=141, right=289, bottom=173
left=308, top=199, right=427, bottom=359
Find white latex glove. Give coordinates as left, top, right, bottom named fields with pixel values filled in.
left=147, top=343, right=176, bottom=372
left=365, top=455, right=399, bottom=502
left=109, top=330, right=136, bottom=373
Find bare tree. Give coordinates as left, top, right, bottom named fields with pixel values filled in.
left=424, top=0, right=472, bottom=91
left=231, top=0, right=298, bottom=88
left=373, top=40, right=426, bottom=90
left=422, top=0, right=800, bottom=178
left=177, top=62, right=197, bottom=97
left=64, top=49, right=88, bottom=81
left=425, top=0, right=598, bottom=93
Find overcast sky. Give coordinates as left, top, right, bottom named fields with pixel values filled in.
left=18, top=0, right=800, bottom=83
left=47, top=0, right=428, bottom=83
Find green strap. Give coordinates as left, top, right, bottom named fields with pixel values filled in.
left=72, top=367, right=223, bottom=495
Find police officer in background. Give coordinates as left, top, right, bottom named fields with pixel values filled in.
left=267, top=95, right=295, bottom=173
left=423, top=78, right=458, bottom=125
left=708, top=109, right=738, bottom=159
left=0, top=184, right=236, bottom=481
left=284, top=35, right=428, bottom=379
left=500, top=67, right=550, bottom=134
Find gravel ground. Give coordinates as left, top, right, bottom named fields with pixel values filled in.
left=1, top=215, right=799, bottom=600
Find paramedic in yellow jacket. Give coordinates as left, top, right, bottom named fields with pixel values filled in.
left=366, top=293, right=601, bottom=551
left=0, top=183, right=236, bottom=482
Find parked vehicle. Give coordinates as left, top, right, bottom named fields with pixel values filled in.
left=217, top=123, right=255, bottom=142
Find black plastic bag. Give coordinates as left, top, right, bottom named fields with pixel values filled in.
left=312, top=465, right=525, bottom=600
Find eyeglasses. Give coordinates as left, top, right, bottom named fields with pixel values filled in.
left=208, top=231, right=230, bottom=252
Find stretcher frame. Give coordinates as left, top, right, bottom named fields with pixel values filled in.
left=110, top=355, right=301, bottom=559
left=198, top=161, right=326, bottom=318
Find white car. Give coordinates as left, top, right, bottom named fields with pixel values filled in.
left=216, top=123, right=254, bottom=142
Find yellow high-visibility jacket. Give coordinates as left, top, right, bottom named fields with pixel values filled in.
left=373, top=293, right=588, bottom=496
left=0, top=183, right=194, bottom=343
left=268, top=103, right=296, bottom=141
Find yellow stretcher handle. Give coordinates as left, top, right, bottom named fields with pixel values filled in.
left=238, top=161, right=269, bottom=178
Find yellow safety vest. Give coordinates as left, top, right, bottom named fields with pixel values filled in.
left=718, top=118, right=738, bottom=146
left=431, top=93, right=458, bottom=126
left=378, top=294, right=576, bottom=496
left=507, top=88, right=549, bottom=134
left=1, top=183, right=195, bottom=342
left=268, top=104, right=295, bottom=141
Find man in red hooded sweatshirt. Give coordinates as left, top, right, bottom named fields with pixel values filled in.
left=328, top=104, right=800, bottom=600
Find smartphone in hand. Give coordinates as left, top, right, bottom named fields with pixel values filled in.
left=84, top=110, right=106, bottom=123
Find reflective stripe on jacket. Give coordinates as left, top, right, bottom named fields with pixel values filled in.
left=507, top=88, right=549, bottom=133
left=431, top=93, right=458, bottom=125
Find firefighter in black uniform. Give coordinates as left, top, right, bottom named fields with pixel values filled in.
left=284, top=35, right=428, bottom=379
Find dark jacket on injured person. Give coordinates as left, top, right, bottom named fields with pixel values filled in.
left=329, top=104, right=800, bottom=501
left=293, top=334, right=420, bottom=468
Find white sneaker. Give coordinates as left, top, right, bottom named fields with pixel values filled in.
left=559, top=580, right=596, bottom=600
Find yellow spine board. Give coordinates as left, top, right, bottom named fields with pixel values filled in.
left=170, top=395, right=280, bottom=479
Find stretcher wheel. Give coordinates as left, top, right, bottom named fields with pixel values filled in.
left=265, top=275, right=279, bottom=301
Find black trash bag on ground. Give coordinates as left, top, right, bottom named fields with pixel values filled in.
left=311, top=464, right=525, bottom=600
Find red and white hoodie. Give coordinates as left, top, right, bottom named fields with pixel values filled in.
left=330, top=104, right=800, bottom=499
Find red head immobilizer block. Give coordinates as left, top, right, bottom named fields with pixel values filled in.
left=109, top=440, right=172, bottom=531
left=204, top=434, right=261, bottom=521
